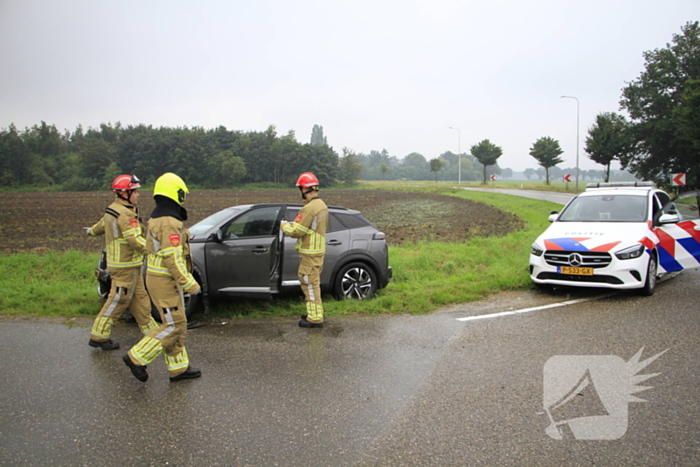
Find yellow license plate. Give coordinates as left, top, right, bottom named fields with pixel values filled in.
left=560, top=266, right=593, bottom=275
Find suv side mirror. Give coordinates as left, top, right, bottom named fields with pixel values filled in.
left=215, top=229, right=224, bottom=242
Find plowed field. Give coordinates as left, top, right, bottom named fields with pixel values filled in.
left=0, top=190, right=523, bottom=253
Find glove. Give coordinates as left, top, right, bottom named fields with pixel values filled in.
left=83, top=227, right=91, bottom=235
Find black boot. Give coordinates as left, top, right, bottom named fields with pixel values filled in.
left=122, top=354, right=148, bottom=382
left=170, top=366, right=202, bottom=382
left=299, top=318, right=323, bottom=328
left=89, top=339, right=120, bottom=351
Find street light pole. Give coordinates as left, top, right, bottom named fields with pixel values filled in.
left=560, top=96, right=580, bottom=192
left=449, top=126, right=461, bottom=185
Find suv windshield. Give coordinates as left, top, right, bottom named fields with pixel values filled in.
left=189, top=207, right=245, bottom=236
left=559, top=194, right=648, bottom=222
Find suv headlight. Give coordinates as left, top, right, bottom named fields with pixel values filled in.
left=615, top=244, right=645, bottom=260
left=531, top=243, right=544, bottom=257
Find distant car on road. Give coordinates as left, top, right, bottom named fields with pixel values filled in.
left=98, top=203, right=392, bottom=316
left=529, top=182, right=700, bottom=295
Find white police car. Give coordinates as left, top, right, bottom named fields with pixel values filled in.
left=529, top=182, right=700, bottom=295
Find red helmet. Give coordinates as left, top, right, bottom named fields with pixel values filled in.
left=112, top=174, right=141, bottom=192
left=296, top=172, right=319, bottom=188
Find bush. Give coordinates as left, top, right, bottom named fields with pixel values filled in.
left=63, top=176, right=101, bottom=192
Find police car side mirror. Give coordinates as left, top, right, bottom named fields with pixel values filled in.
left=548, top=211, right=559, bottom=222
left=659, top=213, right=680, bottom=225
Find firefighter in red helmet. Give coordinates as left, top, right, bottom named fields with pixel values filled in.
left=280, top=172, right=329, bottom=328
left=85, top=174, right=158, bottom=350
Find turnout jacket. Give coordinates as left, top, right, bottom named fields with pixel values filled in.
left=145, top=198, right=199, bottom=293
left=88, top=198, right=147, bottom=269
left=281, top=195, right=328, bottom=256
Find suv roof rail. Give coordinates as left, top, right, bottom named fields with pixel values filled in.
left=250, top=203, right=349, bottom=211
left=284, top=203, right=350, bottom=211
left=585, top=181, right=655, bottom=189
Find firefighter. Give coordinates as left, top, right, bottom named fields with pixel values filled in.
left=85, top=174, right=158, bottom=350
left=122, top=172, right=202, bottom=382
left=280, top=172, right=329, bottom=328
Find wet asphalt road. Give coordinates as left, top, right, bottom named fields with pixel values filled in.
left=1, top=269, right=699, bottom=466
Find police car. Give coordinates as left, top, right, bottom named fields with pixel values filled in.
left=529, top=182, right=700, bottom=295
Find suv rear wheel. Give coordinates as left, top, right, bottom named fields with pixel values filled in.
left=333, top=262, right=378, bottom=300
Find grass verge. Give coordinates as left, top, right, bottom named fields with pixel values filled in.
left=0, top=188, right=561, bottom=319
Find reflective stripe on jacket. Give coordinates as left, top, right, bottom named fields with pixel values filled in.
left=88, top=199, right=147, bottom=269
left=146, top=216, right=198, bottom=292
left=281, top=196, right=328, bottom=255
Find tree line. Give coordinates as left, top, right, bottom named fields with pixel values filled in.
left=0, top=123, right=342, bottom=190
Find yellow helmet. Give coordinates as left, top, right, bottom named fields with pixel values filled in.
left=153, top=173, right=188, bottom=205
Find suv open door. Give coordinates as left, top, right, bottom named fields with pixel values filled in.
left=204, top=205, right=283, bottom=298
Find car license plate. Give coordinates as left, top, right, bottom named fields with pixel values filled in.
left=560, top=266, right=593, bottom=275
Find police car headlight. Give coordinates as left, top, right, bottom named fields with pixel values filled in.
left=530, top=243, right=544, bottom=257
left=615, top=244, right=645, bottom=260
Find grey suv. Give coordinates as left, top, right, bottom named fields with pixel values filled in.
left=97, top=203, right=392, bottom=316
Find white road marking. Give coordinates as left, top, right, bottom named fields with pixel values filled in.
left=456, top=293, right=615, bottom=322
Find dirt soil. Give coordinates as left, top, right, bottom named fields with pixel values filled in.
left=0, top=190, right=523, bottom=253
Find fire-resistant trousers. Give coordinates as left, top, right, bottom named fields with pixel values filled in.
left=127, top=274, right=190, bottom=378
left=299, top=254, right=324, bottom=323
left=91, top=267, right=158, bottom=341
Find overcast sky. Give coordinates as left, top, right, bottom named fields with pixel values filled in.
left=1, top=1, right=698, bottom=172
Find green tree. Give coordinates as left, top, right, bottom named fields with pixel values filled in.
left=102, top=161, right=121, bottom=188
left=400, top=152, right=429, bottom=180
left=338, top=147, right=363, bottom=184
left=529, top=136, right=564, bottom=185
left=21, top=121, right=68, bottom=185
left=171, top=127, right=217, bottom=186
left=0, top=124, right=31, bottom=186
left=310, top=124, right=327, bottom=146
left=585, top=112, right=633, bottom=182
left=470, top=139, right=503, bottom=184
left=209, top=150, right=247, bottom=187
left=379, top=163, right=389, bottom=180
left=460, top=156, right=476, bottom=181
left=674, top=78, right=700, bottom=152
left=620, top=21, right=700, bottom=188
left=78, top=137, right=117, bottom=182
left=429, top=158, right=444, bottom=182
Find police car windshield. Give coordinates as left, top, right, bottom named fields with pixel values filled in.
left=558, top=194, right=648, bottom=222
left=189, top=207, right=245, bottom=236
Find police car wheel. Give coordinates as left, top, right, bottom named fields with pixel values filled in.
left=639, top=255, right=657, bottom=296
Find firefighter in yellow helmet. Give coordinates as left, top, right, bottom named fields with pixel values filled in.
left=85, top=174, right=158, bottom=350
left=280, top=172, right=329, bottom=328
left=122, top=173, right=201, bottom=382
